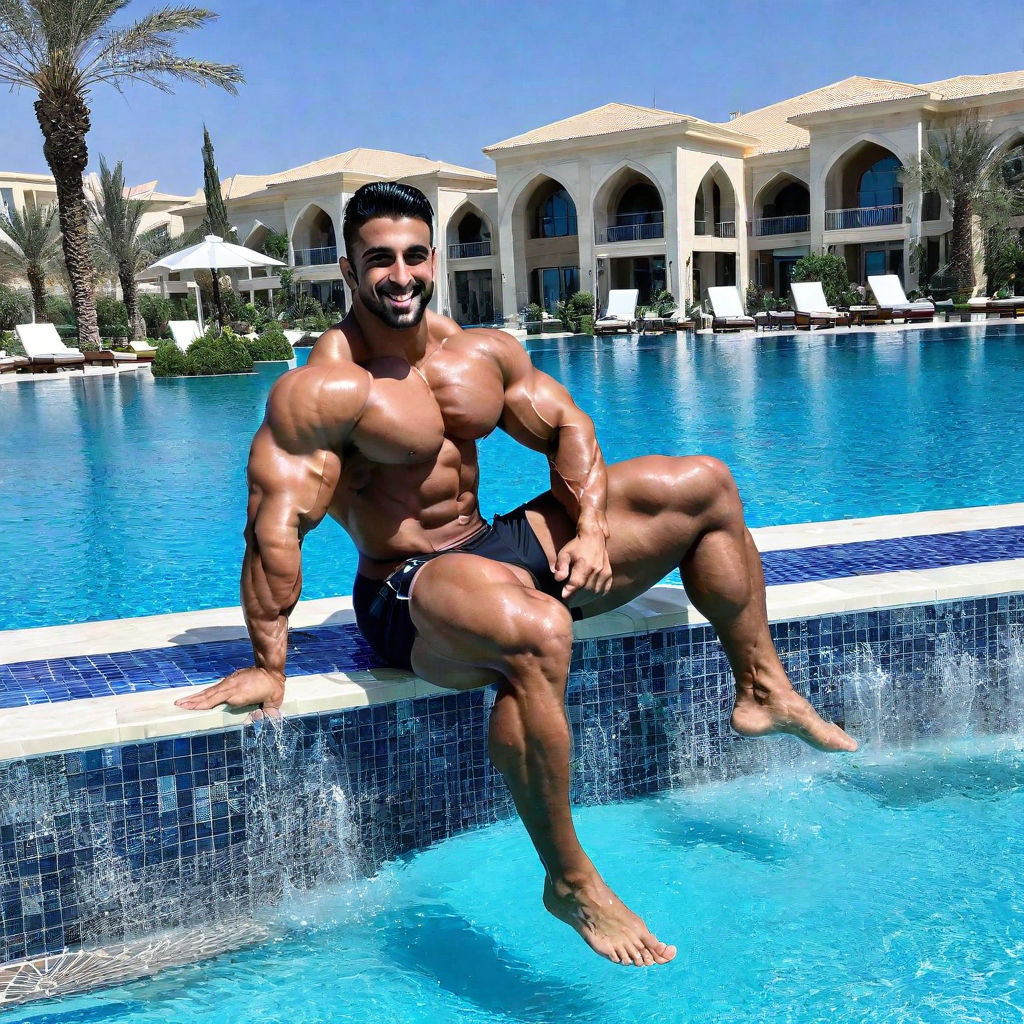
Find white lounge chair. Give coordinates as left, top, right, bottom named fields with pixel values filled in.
left=129, top=339, right=158, bottom=361
left=790, top=282, right=851, bottom=330
left=965, top=294, right=1024, bottom=319
left=168, top=320, right=204, bottom=351
left=594, top=289, right=638, bottom=335
left=707, top=287, right=756, bottom=332
left=15, top=323, right=86, bottom=371
left=867, top=275, right=935, bottom=323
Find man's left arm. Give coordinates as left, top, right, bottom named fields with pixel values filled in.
left=490, top=332, right=612, bottom=603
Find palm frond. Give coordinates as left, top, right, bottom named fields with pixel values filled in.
left=0, top=199, right=62, bottom=271
left=82, top=6, right=242, bottom=93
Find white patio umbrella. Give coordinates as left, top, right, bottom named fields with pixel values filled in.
left=147, top=235, right=285, bottom=328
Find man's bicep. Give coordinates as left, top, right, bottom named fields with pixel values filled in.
left=246, top=426, right=341, bottom=541
left=500, top=364, right=583, bottom=452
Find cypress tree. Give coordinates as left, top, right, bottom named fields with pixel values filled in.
left=201, top=126, right=232, bottom=324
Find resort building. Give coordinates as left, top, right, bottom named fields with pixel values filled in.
left=484, top=72, right=1024, bottom=315
left=171, top=149, right=499, bottom=321
left=5, top=70, right=1024, bottom=324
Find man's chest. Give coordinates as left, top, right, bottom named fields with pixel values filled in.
left=350, top=351, right=505, bottom=465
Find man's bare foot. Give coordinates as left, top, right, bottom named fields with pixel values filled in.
left=542, top=874, right=676, bottom=966
left=730, top=670, right=858, bottom=752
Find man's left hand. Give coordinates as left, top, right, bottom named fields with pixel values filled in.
left=553, top=529, right=612, bottom=603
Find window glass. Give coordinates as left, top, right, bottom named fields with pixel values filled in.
left=859, top=156, right=903, bottom=208
left=535, top=188, right=577, bottom=238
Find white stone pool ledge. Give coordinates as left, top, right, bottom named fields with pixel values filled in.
left=2, top=503, right=1023, bottom=762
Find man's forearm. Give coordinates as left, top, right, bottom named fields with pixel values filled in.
left=240, top=534, right=301, bottom=678
left=548, top=420, right=609, bottom=537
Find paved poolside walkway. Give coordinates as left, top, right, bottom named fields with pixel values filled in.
left=1, top=503, right=1022, bottom=760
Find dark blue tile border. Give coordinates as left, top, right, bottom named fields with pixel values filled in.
left=1, top=526, right=1022, bottom=709
left=761, top=525, right=1024, bottom=585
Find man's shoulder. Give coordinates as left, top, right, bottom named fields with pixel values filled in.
left=306, top=320, right=361, bottom=367
left=265, top=360, right=371, bottom=448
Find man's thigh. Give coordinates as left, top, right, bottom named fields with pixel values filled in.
left=407, top=551, right=566, bottom=689
left=523, top=454, right=726, bottom=615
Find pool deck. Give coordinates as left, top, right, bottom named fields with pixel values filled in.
left=2, top=502, right=1022, bottom=762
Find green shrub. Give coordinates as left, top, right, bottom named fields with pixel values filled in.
left=790, top=253, right=859, bottom=307
left=44, top=294, right=74, bottom=325
left=95, top=296, right=130, bottom=332
left=557, top=291, right=595, bottom=332
left=744, top=284, right=785, bottom=313
left=649, top=289, right=676, bottom=317
left=139, top=295, right=174, bottom=339
left=580, top=314, right=595, bottom=336
left=151, top=338, right=187, bottom=377
left=524, top=302, right=545, bottom=335
left=0, top=285, right=32, bottom=332
left=152, top=328, right=254, bottom=377
left=245, top=322, right=294, bottom=361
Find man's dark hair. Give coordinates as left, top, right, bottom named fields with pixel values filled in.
left=342, top=181, right=435, bottom=257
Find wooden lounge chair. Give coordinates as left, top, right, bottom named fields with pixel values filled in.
left=594, top=289, right=638, bottom=335
left=0, top=349, right=31, bottom=373
left=168, top=320, right=204, bottom=351
left=767, top=309, right=797, bottom=330
left=130, top=339, right=158, bottom=362
left=707, top=286, right=756, bottom=332
left=790, top=282, right=851, bottom=329
left=15, top=323, right=87, bottom=371
left=867, top=275, right=935, bottom=323
left=966, top=295, right=1024, bottom=319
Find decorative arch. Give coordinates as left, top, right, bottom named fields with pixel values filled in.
left=818, top=133, right=910, bottom=196
left=445, top=199, right=493, bottom=253
left=289, top=203, right=338, bottom=266
left=592, top=161, right=667, bottom=242
left=752, top=170, right=809, bottom=211
left=506, top=170, right=582, bottom=236
left=692, top=162, right=737, bottom=237
left=243, top=221, right=269, bottom=250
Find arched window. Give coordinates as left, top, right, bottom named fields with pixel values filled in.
left=615, top=183, right=662, bottom=226
left=859, top=155, right=902, bottom=208
left=533, top=187, right=577, bottom=238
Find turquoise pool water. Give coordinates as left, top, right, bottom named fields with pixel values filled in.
left=2, top=324, right=1023, bottom=630
left=10, top=736, right=1024, bottom=1023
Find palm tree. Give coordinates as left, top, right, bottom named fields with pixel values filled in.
left=0, top=2, right=243, bottom=348
left=904, top=112, right=1022, bottom=297
left=0, top=200, right=63, bottom=320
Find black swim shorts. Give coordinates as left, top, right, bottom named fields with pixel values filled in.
left=352, top=505, right=581, bottom=672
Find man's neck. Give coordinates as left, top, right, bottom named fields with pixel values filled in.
left=348, top=305, right=434, bottom=363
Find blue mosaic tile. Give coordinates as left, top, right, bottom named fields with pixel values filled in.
left=3, top=527, right=1022, bottom=709
left=760, top=525, right=1024, bottom=584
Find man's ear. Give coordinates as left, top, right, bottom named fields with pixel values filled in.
left=340, top=256, right=358, bottom=289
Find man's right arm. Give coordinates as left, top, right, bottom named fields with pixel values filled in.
left=175, top=365, right=369, bottom=713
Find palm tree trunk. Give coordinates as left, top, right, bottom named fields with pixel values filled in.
left=34, top=92, right=101, bottom=348
left=119, top=264, right=146, bottom=341
left=26, top=267, right=47, bottom=322
left=951, top=196, right=976, bottom=298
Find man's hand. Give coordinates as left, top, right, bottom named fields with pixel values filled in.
left=553, top=528, right=613, bottom=604
left=174, top=666, right=285, bottom=717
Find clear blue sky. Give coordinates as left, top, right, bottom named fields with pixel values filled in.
left=3, top=0, right=1024, bottom=195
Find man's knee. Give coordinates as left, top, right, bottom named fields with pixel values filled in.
left=498, top=592, right=574, bottom=671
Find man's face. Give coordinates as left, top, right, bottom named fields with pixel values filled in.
left=343, top=216, right=436, bottom=329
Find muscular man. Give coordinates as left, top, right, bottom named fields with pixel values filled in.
left=178, top=181, right=856, bottom=968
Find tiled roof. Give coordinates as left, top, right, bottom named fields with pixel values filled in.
left=484, top=102, right=744, bottom=152
left=725, top=71, right=1024, bottom=156
left=919, top=71, right=1024, bottom=99
left=726, top=76, right=928, bottom=155
left=176, top=148, right=495, bottom=208
left=266, top=147, right=494, bottom=186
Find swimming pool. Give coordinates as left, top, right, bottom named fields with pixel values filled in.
left=2, top=323, right=1023, bottom=631
left=7, top=734, right=1024, bottom=1023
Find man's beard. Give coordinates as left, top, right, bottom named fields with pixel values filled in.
left=360, top=279, right=434, bottom=329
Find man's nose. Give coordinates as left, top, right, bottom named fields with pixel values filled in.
left=389, top=259, right=414, bottom=288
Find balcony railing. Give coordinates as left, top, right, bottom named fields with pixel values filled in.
left=714, top=221, right=736, bottom=238
left=755, top=214, right=810, bottom=236
left=597, top=218, right=665, bottom=243
left=293, top=245, right=338, bottom=267
left=825, top=205, right=903, bottom=231
left=447, top=240, right=492, bottom=259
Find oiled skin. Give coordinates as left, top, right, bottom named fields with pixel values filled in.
left=177, top=214, right=855, bottom=968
